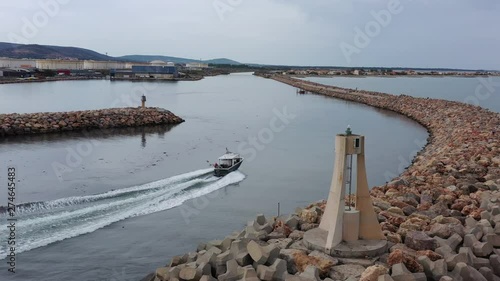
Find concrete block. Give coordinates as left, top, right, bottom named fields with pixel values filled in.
left=465, top=217, right=478, bottom=228
left=197, top=243, right=207, bottom=252
left=256, top=265, right=275, bottom=281
left=264, top=244, right=280, bottom=265
left=464, top=234, right=493, bottom=257
left=481, top=211, right=491, bottom=221
left=494, top=224, right=500, bottom=235
left=196, top=250, right=217, bottom=267
left=222, top=237, right=235, bottom=252
left=490, top=255, right=500, bottom=276
left=187, top=252, right=198, bottom=263
left=155, top=267, right=170, bottom=281
left=235, top=252, right=252, bottom=267
left=179, top=267, right=202, bottom=281
left=216, top=251, right=234, bottom=275
left=468, top=266, right=488, bottom=281
left=445, top=253, right=468, bottom=270
left=299, top=265, right=321, bottom=281
left=170, top=254, right=188, bottom=267
left=412, top=272, right=427, bottom=281
left=285, top=215, right=300, bottom=230
left=270, top=258, right=288, bottom=281
left=206, top=240, right=223, bottom=251
left=247, top=240, right=269, bottom=264
left=473, top=257, right=491, bottom=270
left=467, top=227, right=484, bottom=241
left=156, top=267, right=181, bottom=281
left=198, top=263, right=211, bottom=276
left=435, top=245, right=454, bottom=258
left=450, top=262, right=469, bottom=281
left=267, top=238, right=294, bottom=250
left=218, top=260, right=243, bottom=281
left=485, top=234, right=500, bottom=247
left=447, top=233, right=463, bottom=250
left=478, top=267, right=495, bottom=281
left=199, top=275, right=217, bottom=281
left=391, top=263, right=419, bottom=281
left=433, top=259, right=448, bottom=280
left=256, top=214, right=267, bottom=225
left=239, top=267, right=259, bottom=281
left=438, top=277, right=453, bottom=281
left=230, top=240, right=248, bottom=256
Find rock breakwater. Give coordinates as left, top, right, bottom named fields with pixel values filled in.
left=141, top=75, right=499, bottom=281
left=0, top=107, right=184, bottom=136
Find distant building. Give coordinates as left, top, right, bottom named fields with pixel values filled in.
left=185, top=62, right=209, bottom=70
left=112, top=61, right=178, bottom=80
left=0, top=68, right=33, bottom=78
left=83, top=60, right=126, bottom=70
left=0, top=58, right=36, bottom=69
left=131, top=65, right=178, bottom=78
left=36, top=59, right=84, bottom=70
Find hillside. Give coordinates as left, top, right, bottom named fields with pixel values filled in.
left=0, top=42, right=242, bottom=65
left=118, top=55, right=241, bottom=65
left=0, top=42, right=116, bottom=60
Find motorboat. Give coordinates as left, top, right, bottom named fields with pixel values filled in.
left=214, top=150, right=243, bottom=177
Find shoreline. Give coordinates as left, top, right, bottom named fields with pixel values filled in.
left=139, top=74, right=499, bottom=281
left=0, top=107, right=184, bottom=136
left=0, top=76, right=105, bottom=84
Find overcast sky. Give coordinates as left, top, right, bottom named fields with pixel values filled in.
left=1, top=0, right=499, bottom=69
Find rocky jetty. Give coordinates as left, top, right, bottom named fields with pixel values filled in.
left=0, top=107, right=184, bottom=136
left=142, top=75, right=499, bottom=281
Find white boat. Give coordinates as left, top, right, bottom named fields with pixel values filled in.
left=214, top=150, right=243, bottom=177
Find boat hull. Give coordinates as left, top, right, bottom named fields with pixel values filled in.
left=214, top=160, right=243, bottom=177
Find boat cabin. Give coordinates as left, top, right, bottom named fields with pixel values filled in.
left=217, top=153, right=242, bottom=168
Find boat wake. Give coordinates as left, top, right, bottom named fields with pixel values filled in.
left=0, top=168, right=245, bottom=259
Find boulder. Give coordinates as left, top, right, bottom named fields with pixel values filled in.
left=405, top=231, right=437, bottom=251
left=359, top=265, right=388, bottom=281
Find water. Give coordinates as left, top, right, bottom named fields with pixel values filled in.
left=301, top=76, right=500, bottom=112
left=0, top=73, right=427, bottom=280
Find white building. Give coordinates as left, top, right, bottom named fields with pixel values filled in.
left=36, top=59, right=84, bottom=70
left=0, top=58, right=36, bottom=68
left=185, top=62, right=209, bottom=69
left=83, top=60, right=126, bottom=70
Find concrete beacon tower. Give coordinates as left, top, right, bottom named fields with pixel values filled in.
left=303, top=127, right=387, bottom=258
left=141, top=95, right=147, bottom=108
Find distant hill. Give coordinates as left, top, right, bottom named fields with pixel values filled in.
left=0, top=42, right=117, bottom=60
left=119, top=55, right=241, bottom=65
left=0, top=42, right=242, bottom=65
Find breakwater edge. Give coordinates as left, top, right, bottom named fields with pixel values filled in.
left=0, top=107, right=184, bottom=136
left=139, top=74, right=499, bottom=281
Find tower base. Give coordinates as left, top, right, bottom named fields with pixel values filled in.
left=303, top=228, right=388, bottom=258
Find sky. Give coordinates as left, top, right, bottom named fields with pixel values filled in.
left=1, top=0, right=499, bottom=70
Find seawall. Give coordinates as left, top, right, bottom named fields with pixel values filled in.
left=138, top=75, right=500, bottom=281
left=0, top=107, right=184, bottom=136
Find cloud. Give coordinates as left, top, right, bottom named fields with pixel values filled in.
left=0, top=0, right=499, bottom=69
